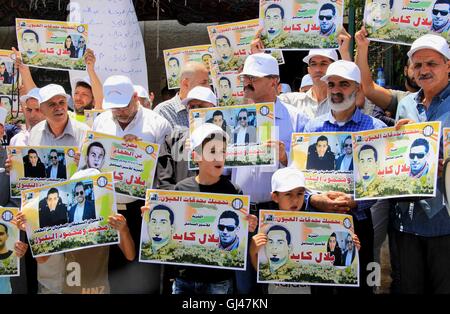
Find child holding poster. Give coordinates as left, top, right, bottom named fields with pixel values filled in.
left=250, top=167, right=360, bottom=293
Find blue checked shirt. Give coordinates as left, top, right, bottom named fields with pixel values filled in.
left=303, top=108, right=387, bottom=221
left=394, top=83, right=450, bottom=236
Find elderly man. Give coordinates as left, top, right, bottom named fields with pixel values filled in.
left=394, top=34, right=450, bottom=293
left=303, top=60, right=386, bottom=294
left=93, top=74, right=171, bottom=293
left=155, top=61, right=210, bottom=129
left=157, top=86, right=218, bottom=190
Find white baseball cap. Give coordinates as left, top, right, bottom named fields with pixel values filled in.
left=102, top=75, right=135, bottom=109
left=300, top=74, right=313, bottom=88
left=181, top=86, right=217, bottom=107
left=240, top=53, right=279, bottom=77
left=73, top=76, right=92, bottom=88
left=321, top=60, right=361, bottom=84
left=407, top=34, right=450, bottom=60
left=303, top=49, right=338, bottom=64
left=134, top=85, right=149, bottom=99
left=39, top=84, right=70, bottom=104
left=280, top=83, right=292, bottom=94
left=19, top=87, right=41, bottom=104
left=70, top=168, right=101, bottom=180
left=271, top=167, right=308, bottom=193
left=0, top=106, right=7, bottom=126
left=190, top=123, right=229, bottom=151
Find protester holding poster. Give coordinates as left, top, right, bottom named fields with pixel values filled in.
left=391, top=35, right=450, bottom=293
left=16, top=18, right=88, bottom=71
left=259, top=0, right=344, bottom=49
left=303, top=60, right=386, bottom=294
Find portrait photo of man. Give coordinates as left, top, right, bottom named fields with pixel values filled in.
left=201, top=53, right=212, bottom=73
left=357, top=144, right=379, bottom=189
left=45, top=149, right=67, bottom=179
left=76, top=35, right=87, bottom=59
left=215, top=35, right=242, bottom=71
left=0, top=223, right=13, bottom=261
left=21, top=29, right=40, bottom=59
left=409, top=138, right=431, bottom=179
left=264, top=225, right=293, bottom=273
left=38, top=187, right=68, bottom=228
left=263, top=3, right=288, bottom=45
left=431, top=0, right=450, bottom=33
left=232, top=108, right=257, bottom=145
left=365, top=0, right=393, bottom=31
left=167, top=57, right=181, bottom=88
left=147, top=205, right=175, bottom=253
left=68, top=182, right=96, bottom=223
left=335, top=135, right=354, bottom=171
left=342, top=233, right=356, bottom=266
left=218, top=77, right=236, bottom=106
left=306, top=135, right=336, bottom=171
left=318, top=3, right=337, bottom=36
left=217, top=210, right=240, bottom=251
left=85, top=142, right=106, bottom=170
left=23, top=149, right=47, bottom=178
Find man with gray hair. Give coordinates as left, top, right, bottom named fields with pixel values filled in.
left=154, top=61, right=210, bottom=129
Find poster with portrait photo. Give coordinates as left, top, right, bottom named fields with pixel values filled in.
left=78, top=131, right=159, bottom=199
left=16, top=18, right=88, bottom=71
left=211, top=70, right=246, bottom=107
left=444, top=128, right=450, bottom=160
left=84, top=109, right=106, bottom=128
left=364, top=0, right=450, bottom=45
left=139, top=189, right=249, bottom=270
left=352, top=122, right=440, bottom=200
left=258, top=0, right=344, bottom=49
left=207, top=19, right=284, bottom=74
left=189, top=103, right=276, bottom=168
left=20, top=172, right=119, bottom=257
left=8, top=146, right=78, bottom=198
left=163, top=45, right=214, bottom=90
left=290, top=132, right=354, bottom=194
left=0, top=50, right=18, bottom=96
left=257, top=210, right=359, bottom=287
left=0, top=207, right=20, bottom=278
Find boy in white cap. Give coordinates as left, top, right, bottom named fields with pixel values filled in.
left=134, top=85, right=153, bottom=109
left=392, top=34, right=450, bottom=294
left=300, top=74, right=313, bottom=93
left=157, top=86, right=218, bottom=190
left=144, top=123, right=257, bottom=294
left=304, top=60, right=385, bottom=294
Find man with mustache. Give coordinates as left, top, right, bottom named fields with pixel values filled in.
left=303, top=60, right=386, bottom=294
left=393, top=34, right=450, bottom=293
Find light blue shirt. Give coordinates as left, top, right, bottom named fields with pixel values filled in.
left=231, top=97, right=308, bottom=203
left=0, top=278, right=12, bottom=294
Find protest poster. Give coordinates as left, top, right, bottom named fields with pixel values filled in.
left=210, top=67, right=246, bottom=107
left=163, top=45, right=214, bottom=89
left=444, top=128, right=450, bottom=160
left=8, top=146, right=78, bottom=198
left=16, top=18, right=88, bottom=71
left=78, top=131, right=159, bottom=199
left=352, top=122, right=440, bottom=200
left=364, top=0, right=450, bottom=45
left=84, top=109, right=105, bottom=128
left=0, top=207, right=20, bottom=278
left=139, top=189, right=249, bottom=270
left=0, top=50, right=17, bottom=96
left=189, top=103, right=276, bottom=168
left=290, top=132, right=354, bottom=194
left=257, top=210, right=359, bottom=287
left=258, top=0, right=344, bottom=49
left=207, top=19, right=284, bottom=74
left=20, top=172, right=119, bottom=257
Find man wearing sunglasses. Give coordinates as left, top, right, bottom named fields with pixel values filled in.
left=318, top=3, right=337, bottom=37
left=336, top=135, right=354, bottom=171
left=217, top=210, right=240, bottom=251
left=408, top=138, right=430, bottom=178
left=46, top=149, right=67, bottom=179
left=68, top=181, right=96, bottom=223
left=232, top=109, right=256, bottom=145
left=431, top=0, right=450, bottom=33
left=76, top=36, right=87, bottom=59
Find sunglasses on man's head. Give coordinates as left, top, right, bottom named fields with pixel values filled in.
left=409, top=153, right=426, bottom=159
left=218, top=224, right=236, bottom=232
left=433, top=9, right=449, bottom=16
left=75, top=191, right=84, bottom=196
left=319, top=15, right=333, bottom=21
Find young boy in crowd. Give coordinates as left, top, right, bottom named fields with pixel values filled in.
left=142, top=123, right=257, bottom=294
left=250, top=167, right=360, bottom=294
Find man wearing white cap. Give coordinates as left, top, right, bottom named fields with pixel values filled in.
left=300, top=74, right=313, bottom=93
left=304, top=60, right=386, bottom=294
left=9, top=87, right=45, bottom=146
left=157, top=86, right=217, bottom=190
left=154, top=61, right=210, bottom=129
left=392, top=34, right=450, bottom=294
left=134, top=85, right=153, bottom=109
left=93, top=74, right=171, bottom=293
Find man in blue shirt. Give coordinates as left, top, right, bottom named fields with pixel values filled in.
left=394, top=34, right=450, bottom=293
left=304, top=60, right=386, bottom=294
